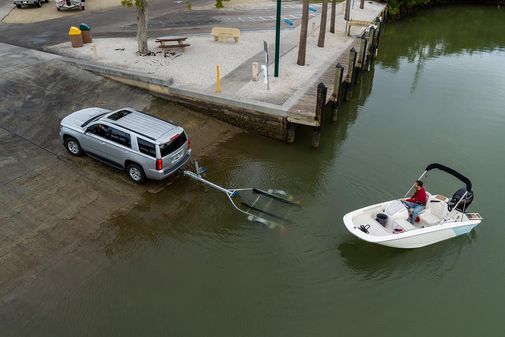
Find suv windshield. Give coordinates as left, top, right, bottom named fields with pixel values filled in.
left=160, top=132, right=187, bottom=157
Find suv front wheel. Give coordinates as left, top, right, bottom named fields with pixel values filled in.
left=126, top=163, right=145, bottom=184
left=64, top=137, right=83, bottom=156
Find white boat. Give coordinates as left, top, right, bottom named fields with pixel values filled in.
left=343, top=163, right=483, bottom=249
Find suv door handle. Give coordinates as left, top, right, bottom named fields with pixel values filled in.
left=100, top=141, right=106, bottom=145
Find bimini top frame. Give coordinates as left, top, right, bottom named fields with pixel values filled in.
left=425, top=163, right=472, bottom=192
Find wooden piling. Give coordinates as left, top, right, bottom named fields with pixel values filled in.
left=312, top=127, right=321, bottom=148
left=345, top=48, right=357, bottom=100
left=367, top=26, right=376, bottom=63
left=357, top=36, right=367, bottom=70
left=375, top=18, right=382, bottom=50
left=315, top=82, right=328, bottom=126
left=287, top=122, right=297, bottom=143
left=332, top=63, right=344, bottom=122
left=313, top=82, right=327, bottom=148
left=346, top=47, right=357, bottom=84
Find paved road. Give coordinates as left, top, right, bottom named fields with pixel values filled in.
left=0, top=0, right=311, bottom=50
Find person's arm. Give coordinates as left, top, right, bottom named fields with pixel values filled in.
left=407, top=191, right=420, bottom=203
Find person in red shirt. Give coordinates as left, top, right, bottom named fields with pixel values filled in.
left=403, top=180, right=427, bottom=224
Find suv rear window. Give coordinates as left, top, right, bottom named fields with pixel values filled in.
left=160, top=132, right=187, bottom=157
left=138, top=138, right=156, bottom=158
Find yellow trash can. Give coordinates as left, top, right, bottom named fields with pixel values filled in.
left=68, top=26, right=83, bottom=48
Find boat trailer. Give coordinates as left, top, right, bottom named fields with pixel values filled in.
left=183, top=162, right=300, bottom=228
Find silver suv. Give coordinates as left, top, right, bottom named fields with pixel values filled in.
left=59, top=107, right=191, bottom=183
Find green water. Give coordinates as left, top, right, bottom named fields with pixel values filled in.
left=3, top=5, right=505, bottom=337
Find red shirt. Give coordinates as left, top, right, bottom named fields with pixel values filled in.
left=407, top=187, right=427, bottom=205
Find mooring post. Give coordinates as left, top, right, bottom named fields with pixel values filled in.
left=357, top=36, right=367, bottom=70
left=375, top=18, right=382, bottom=51
left=360, top=0, right=364, bottom=9
left=287, top=122, right=297, bottom=143
left=373, top=25, right=379, bottom=57
left=332, top=63, right=344, bottom=122
left=347, top=47, right=358, bottom=85
left=345, top=48, right=357, bottom=100
left=367, top=26, right=376, bottom=63
left=315, top=82, right=328, bottom=127
left=346, top=47, right=357, bottom=84
left=312, top=127, right=321, bottom=148
left=313, top=82, right=327, bottom=148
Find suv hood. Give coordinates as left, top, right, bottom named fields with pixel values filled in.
left=61, top=107, right=111, bottom=129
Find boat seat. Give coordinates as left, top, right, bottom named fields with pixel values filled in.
left=392, top=218, right=417, bottom=232
left=420, top=200, right=448, bottom=226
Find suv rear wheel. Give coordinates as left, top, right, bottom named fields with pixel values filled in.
left=36, top=0, right=41, bottom=7
left=126, top=163, right=145, bottom=184
left=64, top=137, right=83, bottom=156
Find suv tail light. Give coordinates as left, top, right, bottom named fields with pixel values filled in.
left=156, top=159, right=163, bottom=171
left=187, top=137, right=191, bottom=150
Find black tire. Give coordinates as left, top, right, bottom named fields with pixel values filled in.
left=16, top=4, right=21, bottom=8
left=44, top=0, right=49, bottom=2
left=64, top=137, right=83, bottom=156
left=81, top=5, right=85, bottom=10
left=126, top=163, right=145, bottom=184
left=36, top=0, right=41, bottom=8
left=57, top=7, right=60, bottom=11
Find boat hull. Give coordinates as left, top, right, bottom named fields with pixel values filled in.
left=343, top=202, right=481, bottom=249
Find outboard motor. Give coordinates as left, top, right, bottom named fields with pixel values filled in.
left=448, top=187, right=474, bottom=212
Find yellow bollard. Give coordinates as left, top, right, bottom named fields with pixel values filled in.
left=216, top=64, right=221, bottom=94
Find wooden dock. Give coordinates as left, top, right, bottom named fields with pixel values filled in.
left=287, top=40, right=359, bottom=127
left=285, top=5, right=386, bottom=134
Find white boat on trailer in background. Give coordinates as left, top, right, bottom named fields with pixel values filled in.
left=343, top=163, right=483, bottom=249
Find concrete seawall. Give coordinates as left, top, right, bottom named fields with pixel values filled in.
left=63, top=58, right=289, bottom=140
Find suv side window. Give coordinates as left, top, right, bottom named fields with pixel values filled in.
left=87, top=123, right=109, bottom=138
left=107, top=127, right=131, bottom=148
left=138, top=138, right=156, bottom=158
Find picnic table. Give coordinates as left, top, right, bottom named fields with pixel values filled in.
left=155, top=36, right=191, bottom=53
